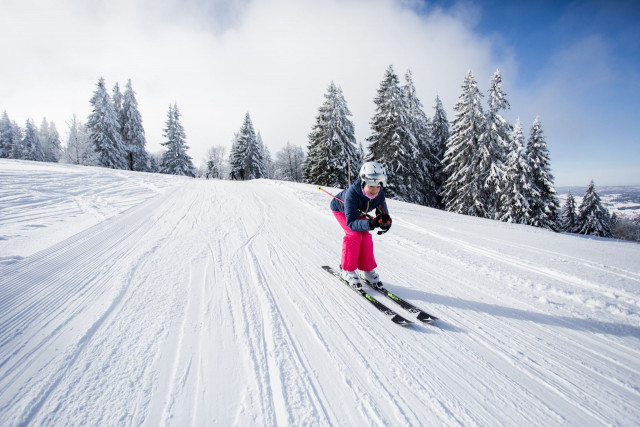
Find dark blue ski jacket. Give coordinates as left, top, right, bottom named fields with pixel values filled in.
left=330, top=179, right=389, bottom=232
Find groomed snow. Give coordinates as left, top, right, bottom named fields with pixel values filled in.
left=1, top=159, right=639, bottom=425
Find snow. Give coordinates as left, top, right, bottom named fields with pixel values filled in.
left=1, top=158, right=639, bottom=425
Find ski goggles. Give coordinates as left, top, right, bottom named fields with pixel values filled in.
left=360, top=173, right=387, bottom=187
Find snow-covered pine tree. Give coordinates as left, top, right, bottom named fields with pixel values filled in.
left=429, top=95, right=450, bottom=209
left=257, top=132, right=268, bottom=177
left=229, top=131, right=246, bottom=180
left=87, top=77, right=128, bottom=169
left=0, top=111, right=18, bottom=158
left=22, top=119, right=45, bottom=161
left=38, top=119, right=50, bottom=157
left=42, top=120, right=61, bottom=162
left=442, top=71, right=488, bottom=216
left=64, top=115, right=95, bottom=165
left=483, top=69, right=512, bottom=217
left=159, top=103, right=195, bottom=177
left=577, top=180, right=612, bottom=237
left=231, top=113, right=264, bottom=180
left=121, top=79, right=149, bottom=171
left=303, top=81, right=359, bottom=188
left=9, top=120, right=24, bottom=160
left=366, top=66, right=417, bottom=201
left=403, top=70, right=437, bottom=206
left=149, top=155, right=159, bottom=173
left=499, top=119, right=537, bottom=224
left=112, top=82, right=124, bottom=132
left=357, top=142, right=365, bottom=164
left=526, top=117, right=559, bottom=229
left=559, top=190, right=578, bottom=232
left=0, top=112, right=10, bottom=158
left=261, top=137, right=275, bottom=179
left=249, top=129, right=267, bottom=179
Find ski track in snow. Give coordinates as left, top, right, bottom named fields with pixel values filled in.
left=1, top=159, right=639, bottom=426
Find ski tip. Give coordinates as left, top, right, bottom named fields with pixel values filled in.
left=392, top=314, right=413, bottom=326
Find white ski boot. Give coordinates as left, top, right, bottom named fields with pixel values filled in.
left=341, top=269, right=362, bottom=290
left=358, top=269, right=382, bottom=289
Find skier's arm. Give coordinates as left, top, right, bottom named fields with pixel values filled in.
left=344, top=191, right=370, bottom=232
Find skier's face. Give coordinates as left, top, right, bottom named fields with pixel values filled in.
left=363, top=183, right=380, bottom=198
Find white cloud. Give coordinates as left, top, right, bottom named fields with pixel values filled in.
left=1, top=0, right=512, bottom=164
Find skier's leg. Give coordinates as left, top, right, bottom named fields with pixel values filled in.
left=333, top=211, right=362, bottom=271
left=358, top=231, right=377, bottom=271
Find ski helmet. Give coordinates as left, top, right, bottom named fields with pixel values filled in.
left=359, top=162, right=387, bottom=187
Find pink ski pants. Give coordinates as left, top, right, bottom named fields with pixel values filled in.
left=333, top=211, right=377, bottom=272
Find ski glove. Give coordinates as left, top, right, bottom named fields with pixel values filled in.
left=368, top=213, right=383, bottom=230
left=369, top=213, right=392, bottom=230
left=379, top=214, right=392, bottom=231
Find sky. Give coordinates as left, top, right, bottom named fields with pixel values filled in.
left=1, top=0, right=638, bottom=186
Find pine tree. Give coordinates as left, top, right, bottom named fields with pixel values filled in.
left=366, top=65, right=417, bottom=200
left=248, top=129, right=266, bottom=179
left=9, top=120, right=24, bottom=159
left=22, top=119, right=45, bottom=161
left=559, top=190, right=578, bottom=232
left=229, top=113, right=264, bottom=180
left=160, top=103, right=195, bottom=177
left=442, top=71, right=488, bottom=216
left=577, top=180, right=612, bottom=237
left=526, top=117, right=559, bottom=229
left=0, top=111, right=18, bottom=158
left=257, top=132, right=270, bottom=178
left=149, top=156, right=159, bottom=173
left=38, top=118, right=50, bottom=156
left=42, top=120, right=61, bottom=162
left=261, top=138, right=275, bottom=179
left=229, top=131, right=245, bottom=180
left=64, top=115, right=95, bottom=165
left=357, top=142, right=365, bottom=164
left=87, top=77, right=128, bottom=169
left=499, top=119, right=537, bottom=223
left=483, top=69, right=512, bottom=217
left=303, top=82, right=359, bottom=188
left=404, top=70, right=437, bottom=206
left=429, top=96, right=450, bottom=209
left=121, top=79, right=149, bottom=171
left=112, top=82, right=124, bottom=132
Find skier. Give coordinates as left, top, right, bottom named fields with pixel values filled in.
left=330, top=161, right=392, bottom=290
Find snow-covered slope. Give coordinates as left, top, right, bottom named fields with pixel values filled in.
left=1, top=159, right=639, bottom=425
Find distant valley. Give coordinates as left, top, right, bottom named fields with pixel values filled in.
left=557, top=186, right=640, bottom=218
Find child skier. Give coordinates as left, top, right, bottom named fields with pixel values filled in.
left=330, top=161, right=392, bottom=290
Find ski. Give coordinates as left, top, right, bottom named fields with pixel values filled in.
left=361, top=279, right=438, bottom=324
left=321, top=266, right=413, bottom=326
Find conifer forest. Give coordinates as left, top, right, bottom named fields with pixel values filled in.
left=1, top=70, right=635, bottom=240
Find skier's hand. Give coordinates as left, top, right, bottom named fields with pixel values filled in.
left=379, top=214, right=392, bottom=231
left=369, top=213, right=385, bottom=230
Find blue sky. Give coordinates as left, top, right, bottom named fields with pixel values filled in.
left=444, top=0, right=640, bottom=186
left=1, top=0, right=638, bottom=186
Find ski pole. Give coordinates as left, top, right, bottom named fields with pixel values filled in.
left=317, top=186, right=344, bottom=204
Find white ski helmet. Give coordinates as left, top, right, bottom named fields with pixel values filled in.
left=359, top=161, right=387, bottom=187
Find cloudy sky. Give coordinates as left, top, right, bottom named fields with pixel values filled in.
left=1, top=0, right=638, bottom=186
